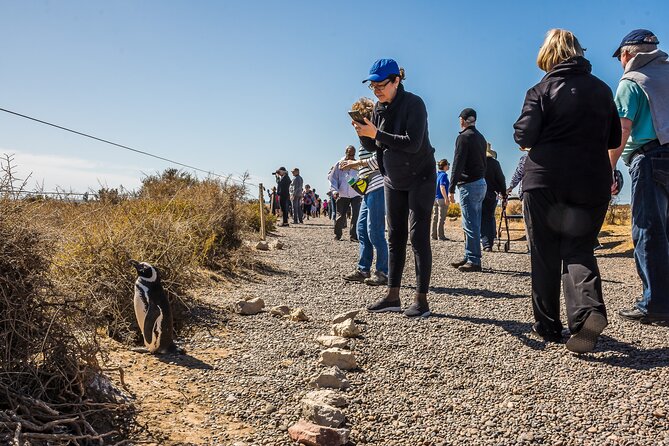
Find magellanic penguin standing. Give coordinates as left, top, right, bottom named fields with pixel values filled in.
left=129, top=260, right=183, bottom=354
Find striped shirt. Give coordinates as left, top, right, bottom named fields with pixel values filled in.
left=358, top=146, right=383, bottom=194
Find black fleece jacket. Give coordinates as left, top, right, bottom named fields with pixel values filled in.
left=449, top=126, right=487, bottom=194
left=513, top=56, right=622, bottom=204
left=360, top=84, right=435, bottom=191
left=484, top=157, right=506, bottom=200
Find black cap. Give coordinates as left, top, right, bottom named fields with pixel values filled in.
left=459, top=108, right=477, bottom=121
left=613, top=29, right=659, bottom=58
left=275, top=166, right=286, bottom=174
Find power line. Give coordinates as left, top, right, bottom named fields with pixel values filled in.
left=0, top=107, right=258, bottom=188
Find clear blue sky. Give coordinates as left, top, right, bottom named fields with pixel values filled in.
left=1, top=0, right=667, bottom=202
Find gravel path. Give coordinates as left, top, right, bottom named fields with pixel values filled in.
left=123, top=217, right=669, bottom=446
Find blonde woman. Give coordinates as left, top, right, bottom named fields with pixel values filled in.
left=513, top=29, right=621, bottom=353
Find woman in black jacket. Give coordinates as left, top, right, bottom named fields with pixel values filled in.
left=513, top=29, right=622, bottom=353
left=354, top=58, right=436, bottom=318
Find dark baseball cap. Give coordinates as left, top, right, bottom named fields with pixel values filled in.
left=613, top=29, right=659, bottom=58
left=362, top=58, right=400, bottom=83
left=459, top=108, right=477, bottom=121
left=275, top=166, right=286, bottom=173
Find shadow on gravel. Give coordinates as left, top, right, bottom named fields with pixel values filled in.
left=581, top=337, right=669, bottom=370
left=430, top=286, right=527, bottom=299
left=485, top=268, right=531, bottom=277
left=441, top=314, right=548, bottom=350
left=157, top=353, right=213, bottom=370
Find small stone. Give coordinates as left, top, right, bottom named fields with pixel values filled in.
left=310, top=366, right=351, bottom=390
left=332, top=310, right=360, bottom=324
left=305, top=390, right=348, bottom=408
left=236, top=298, right=265, bottom=315
left=288, top=419, right=350, bottom=446
left=270, top=305, right=291, bottom=317
left=226, top=394, right=237, bottom=402
left=271, top=240, right=284, bottom=250
left=318, top=348, right=357, bottom=370
left=518, top=432, right=534, bottom=442
left=653, top=408, right=667, bottom=418
left=301, top=398, right=346, bottom=428
left=289, top=308, right=309, bottom=322
left=263, top=403, right=277, bottom=414
left=316, top=335, right=350, bottom=349
left=331, top=319, right=361, bottom=338
left=255, top=240, right=270, bottom=251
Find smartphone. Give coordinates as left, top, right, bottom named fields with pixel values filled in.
left=348, top=110, right=367, bottom=125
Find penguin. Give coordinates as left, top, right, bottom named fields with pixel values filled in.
left=129, top=260, right=183, bottom=354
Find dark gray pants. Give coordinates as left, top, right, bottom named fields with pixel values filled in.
left=524, top=188, right=608, bottom=335
left=335, top=196, right=361, bottom=240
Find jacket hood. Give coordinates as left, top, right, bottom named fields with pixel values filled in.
left=543, top=56, right=592, bottom=80
left=624, top=49, right=669, bottom=74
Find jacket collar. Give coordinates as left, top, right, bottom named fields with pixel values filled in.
left=624, top=49, right=669, bottom=74
left=459, top=125, right=476, bottom=135
left=375, top=83, right=405, bottom=116
left=543, top=56, right=592, bottom=80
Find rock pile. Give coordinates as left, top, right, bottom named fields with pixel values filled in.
left=289, top=311, right=363, bottom=445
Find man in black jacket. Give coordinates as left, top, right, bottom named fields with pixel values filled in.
left=449, top=108, right=488, bottom=272
left=275, top=167, right=291, bottom=227
left=481, top=144, right=507, bottom=251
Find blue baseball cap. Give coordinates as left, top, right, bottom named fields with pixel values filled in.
left=613, top=29, right=659, bottom=58
left=362, top=58, right=400, bottom=83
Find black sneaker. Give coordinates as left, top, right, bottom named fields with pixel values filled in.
left=364, top=271, right=388, bottom=286
left=404, top=301, right=431, bottom=318
left=529, top=323, right=563, bottom=343
left=450, top=259, right=467, bottom=269
left=482, top=246, right=493, bottom=252
left=566, top=312, right=607, bottom=353
left=367, top=297, right=402, bottom=313
left=344, top=269, right=370, bottom=282
left=458, top=262, right=482, bottom=272
left=438, top=236, right=448, bottom=241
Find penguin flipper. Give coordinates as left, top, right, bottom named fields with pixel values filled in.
left=142, top=305, right=161, bottom=349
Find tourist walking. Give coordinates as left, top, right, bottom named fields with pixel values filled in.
left=514, top=29, right=622, bottom=353
left=449, top=108, right=488, bottom=272
left=328, top=146, right=362, bottom=241
left=431, top=159, right=451, bottom=241
left=354, top=58, right=436, bottom=317
left=275, top=167, right=291, bottom=227
left=609, top=29, right=669, bottom=324
left=341, top=98, right=389, bottom=286
left=481, top=144, right=507, bottom=251
left=290, top=168, right=304, bottom=224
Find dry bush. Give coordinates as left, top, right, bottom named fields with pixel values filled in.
left=244, top=202, right=277, bottom=233
left=605, top=204, right=632, bottom=226
left=50, top=176, right=252, bottom=343
left=447, top=203, right=461, bottom=218
left=0, top=199, right=130, bottom=445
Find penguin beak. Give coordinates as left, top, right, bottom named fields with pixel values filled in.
left=128, top=259, right=141, bottom=270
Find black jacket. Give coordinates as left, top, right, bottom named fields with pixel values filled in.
left=449, top=126, right=487, bottom=194
left=360, top=84, right=435, bottom=190
left=513, top=57, right=622, bottom=204
left=484, top=157, right=506, bottom=200
left=276, top=174, right=291, bottom=198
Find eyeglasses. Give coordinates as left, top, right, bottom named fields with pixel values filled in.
left=368, top=79, right=391, bottom=91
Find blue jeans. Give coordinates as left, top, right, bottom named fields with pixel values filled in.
left=630, top=148, right=669, bottom=315
left=357, top=188, right=388, bottom=275
left=458, top=178, right=487, bottom=265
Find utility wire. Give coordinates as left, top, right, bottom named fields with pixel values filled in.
left=0, top=107, right=258, bottom=188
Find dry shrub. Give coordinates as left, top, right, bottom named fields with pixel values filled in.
left=447, top=203, right=461, bottom=218
left=605, top=204, right=631, bottom=226
left=0, top=199, right=130, bottom=445
left=243, top=202, right=277, bottom=233
left=51, top=176, right=251, bottom=343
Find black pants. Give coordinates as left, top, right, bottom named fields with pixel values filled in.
left=481, top=195, right=498, bottom=248
left=385, top=175, right=435, bottom=294
left=279, top=195, right=290, bottom=224
left=335, top=196, right=361, bottom=239
left=523, top=188, right=608, bottom=335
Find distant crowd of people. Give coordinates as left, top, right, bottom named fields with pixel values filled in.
left=275, top=28, right=669, bottom=354
left=269, top=167, right=328, bottom=226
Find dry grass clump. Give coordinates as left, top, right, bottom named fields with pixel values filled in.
left=0, top=199, right=130, bottom=445
left=605, top=204, right=631, bottom=226
left=50, top=175, right=254, bottom=343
